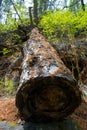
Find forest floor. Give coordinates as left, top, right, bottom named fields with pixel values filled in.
left=0, top=96, right=18, bottom=123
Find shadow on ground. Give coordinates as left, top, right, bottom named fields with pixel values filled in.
left=0, top=119, right=80, bottom=130
left=23, top=119, right=80, bottom=130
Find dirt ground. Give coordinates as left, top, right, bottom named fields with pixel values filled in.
left=0, top=97, right=18, bottom=122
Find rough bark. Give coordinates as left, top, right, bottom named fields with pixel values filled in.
left=16, top=28, right=81, bottom=123
left=33, top=0, right=38, bottom=25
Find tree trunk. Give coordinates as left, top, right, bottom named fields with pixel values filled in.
left=43, top=0, right=47, bottom=11
left=29, top=7, right=33, bottom=27
left=10, top=0, right=23, bottom=23
left=33, top=0, right=38, bottom=25
left=80, top=0, right=85, bottom=11
left=0, top=0, right=3, bottom=6
left=16, top=28, right=81, bottom=123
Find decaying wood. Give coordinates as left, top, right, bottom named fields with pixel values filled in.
left=16, top=28, right=81, bottom=123
left=53, top=42, right=87, bottom=85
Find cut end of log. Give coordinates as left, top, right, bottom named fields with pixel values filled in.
left=16, top=75, right=81, bottom=122
left=16, top=28, right=81, bottom=123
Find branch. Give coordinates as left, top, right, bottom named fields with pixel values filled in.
left=63, top=0, right=80, bottom=9
left=10, top=0, right=23, bottom=23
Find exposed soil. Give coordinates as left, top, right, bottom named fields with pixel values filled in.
left=0, top=97, right=18, bottom=122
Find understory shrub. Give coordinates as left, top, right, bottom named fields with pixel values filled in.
left=39, top=9, right=87, bottom=43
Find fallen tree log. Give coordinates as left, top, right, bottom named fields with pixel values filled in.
left=16, top=28, right=81, bottom=123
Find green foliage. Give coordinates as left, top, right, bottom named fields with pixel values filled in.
left=0, top=78, right=15, bottom=94
left=10, top=33, right=21, bottom=43
left=39, top=9, right=87, bottom=43
left=3, top=48, right=12, bottom=55
left=0, top=2, right=29, bottom=32
left=0, top=22, right=18, bottom=32
left=4, top=78, right=14, bottom=93
left=0, top=80, right=4, bottom=87
left=9, top=122, right=18, bottom=126
left=0, top=17, right=29, bottom=32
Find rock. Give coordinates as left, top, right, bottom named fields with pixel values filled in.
left=0, top=122, right=23, bottom=130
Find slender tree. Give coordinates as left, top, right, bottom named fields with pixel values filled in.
left=69, top=0, right=80, bottom=12
left=80, top=0, right=85, bottom=11
left=38, top=0, right=43, bottom=14
left=43, top=0, right=48, bottom=11
left=0, top=0, right=3, bottom=21
left=0, top=0, right=3, bottom=6
left=33, top=0, right=38, bottom=25
left=29, top=7, right=33, bottom=26
left=38, top=0, right=57, bottom=14
left=64, top=0, right=67, bottom=7
left=10, top=0, right=23, bottom=22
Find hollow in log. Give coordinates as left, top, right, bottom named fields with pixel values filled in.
left=16, top=28, right=81, bottom=123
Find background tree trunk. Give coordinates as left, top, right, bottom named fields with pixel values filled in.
left=33, top=0, right=38, bottom=25
left=29, top=7, right=33, bottom=27
left=80, top=0, right=85, bottom=11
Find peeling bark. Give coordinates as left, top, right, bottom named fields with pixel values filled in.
left=16, top=28, right=81, bottom=123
